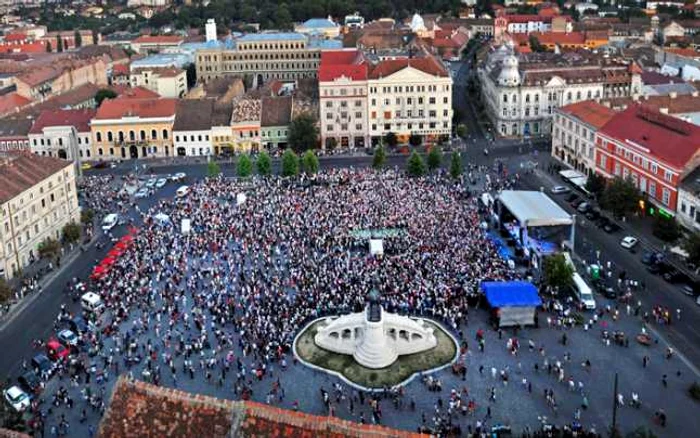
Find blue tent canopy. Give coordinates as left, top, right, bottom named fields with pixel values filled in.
left=481, top=281, right=542, bottom=307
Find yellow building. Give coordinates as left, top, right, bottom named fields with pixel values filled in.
left=90, top=98, right=177, bottom=160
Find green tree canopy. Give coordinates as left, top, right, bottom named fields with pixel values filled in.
left=542, top=253, right=574, bottom=292
left=46, top=41, right=52, bottom=52
left=288, top=113, right=318, bottom=153
left=427, top=147, right=442, bottom=172
left=372, top=145, right=387, bottom=169
left=80, top=208, right=94, bottom=226
left=62, top=222, right=81, bottom=244
left=301, top=150, right=319, bottom=174
left=652, top=215, right=681, bottom=242
left=256, top=151, right=272, bottom=176
left=585, top=173, right=606, bottom=198
left=0, top=278, right=12, bottom=305
left=207, top=160, right=221, bottom=177
left=406, top=151, right=426, bottom=177
left=38, top=237, right=61, bottom=260
left=456, top=124, right=467, bottom=138
left=185, top=63, right=197, bottom=88
left=600, top=177, right=639, bottom=218
left=683, top=233, right=700, bottom=266
left=56, top=34, right=63, bottom=52
left=95, top=89, right=117, bottom=107
left=450, top=151, right=463, bottom=179
left=383, top=132, right=398, bottom=147
left=281, top=149, right=299, bottom=177
left=74, top=30, right=82, bottom=48
left=237, top=155, right=253, bottom=177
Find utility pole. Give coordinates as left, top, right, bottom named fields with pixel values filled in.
left=611, top=372, right=619, bottom=437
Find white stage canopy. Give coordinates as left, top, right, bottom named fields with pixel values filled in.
left=498, top=191, right=573, bottom=227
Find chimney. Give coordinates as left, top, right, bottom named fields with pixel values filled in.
left=660, top=107, right=669, bottom=114
left=669, top=91, right=677, bottom=99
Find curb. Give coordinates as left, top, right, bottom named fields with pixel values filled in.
left=644, top=323, right=700, bottom=379
left=292, top=316, right=461, bottom=392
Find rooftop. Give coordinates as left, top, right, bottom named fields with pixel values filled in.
left=319, top=49, right=368, bottom=82
left=237, top=32, right=306, bottom=42
left=368, top=56, right=448, bottom=79
left=0, top=153, right=72, bottom=204
left=0, top=92, right=32, bottom=116
left=231, top=97, right=261, bottom=123
left=301, top=18, right=337, bottom=29
left=95, top=98, right=177, bottom=120
left=28, top=108, right=96, bottom=134
left=132, top=35, right=185, bottom=44
left=0, top=117, right=33, bottom=138
left=97, top=377, right=426, bottom=438
left=558, top=100, right=617, bottom=129
left=173, top=99, right=214, bottom=132
left=600, top=104, right=700, bottom=169
left=261, top=95, right=292, bottom=127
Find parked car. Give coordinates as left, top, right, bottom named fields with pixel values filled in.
left=66, top=316, right=92, bottom=335
left=593, top=279, right=618, bottom=299
left=57, top=329, right=78, bottom=347
left=155, top=178, right=167, bottom=189
left=646, top=263, right=663, bottom=275
left=18, top=370, right=42, bottom=395
left=145, top=178, right=157, bottom=189
left=565, top=193, right=579, bottom=203
left=620, top=236, right=638, bottom=249
left=571, top=199, right=584, bottom=208
left=170, top=172, right=187, bottom=182
left=46, top=339, right=70, bottom=362
left=603, top=222, right=620, bottom=233
left=31, top=354, right=54, bottom=380
left=176, top=185, right=190, bottom=197
left=134, top=188, right=149, bottom=199
left=551, top=186, right=571, bottom=195
left=663, top=269, right=688, bottom=284
left=577, top=202, right=591, bottom=213
left=641, top=251, right=663, bottom=265
left=585, top=208, right=600, bottom=221
left=80, top=162, right=92, bottom=170
left=3, top=386, right=30, bottom=412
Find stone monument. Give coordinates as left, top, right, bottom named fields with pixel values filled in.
left=314, top=290, right=438, bottom=369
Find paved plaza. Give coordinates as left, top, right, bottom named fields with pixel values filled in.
left=10, top=169, right=700, bottom=437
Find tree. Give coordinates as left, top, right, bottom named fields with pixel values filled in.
left=600, top=177, right=639, bottom=218
left=409, top=133, right=422, bottom=147
left=529, top=34, right=546, bottom=52
left=207, top=160, right=221, bottom=177
left=237, top=155, right=253, bottom=177
left=46, top=41, right=52, bottom=52
left=684, top=233, right=700, bottom=266
left=585, top=173, right=606, bottom=198
left=372, top=145, right=387, bottom=169
left=288, top=113, right=318, bottom=153
left=256, top=151, right=272, bottom=176
left=456, top=124, right=467, bottom=139
left=37, top=237, right=61, bottom=260
left=542, top=253, right=574, bottom=292
left=95, top=89, right=117, bottom=107
left=62, top=222, right=81, bottom=244
left=80, top=208, right=94, bottom=226
left=91, top=28, right=99, bottom=45
left=0, top=278, right=12, bottom=305
left=450, top=151, right=463, bottom=180
left=383, top=132, right=398, bottom=148
left=74, top=30, right=82, bottom=48
left=281, top=150, right=299, bottom=177
left=56, top=34, right=63, bottom=52
left=185, top=63, right=197, bottom=88
left=427, top=147, right=442, bottom=172
left=652, top=215, right=681, bottom=242
left=406, top=151, right=426, bottom=177
left=301, top=150, right=320, bottom=175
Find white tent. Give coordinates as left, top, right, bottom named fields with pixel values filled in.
left=369, top=239, right=384, bottom=255
left=236, top=193, right=247, bottom=206
left=498, top=191, right=573, bottom=227
left=181, top=218, right=191, bottom=235
left=153, top=213, right=171, bottom=226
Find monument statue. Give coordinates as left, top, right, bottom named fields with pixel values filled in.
left=314, top=290, right=438, bottom=369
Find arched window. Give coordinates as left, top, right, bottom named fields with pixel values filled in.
left=96, top=132, right=102, bottom=142
left=107, top=131, right=113, bottom=142
left=129, top=130, right=135, bottom=141
left=118, top=131, right=124, bottom=142
left=140, top=130, right=146, bottom=141
left=162, top=129, right=168, bottom=139
left=151, top=129, right=157, bottom=140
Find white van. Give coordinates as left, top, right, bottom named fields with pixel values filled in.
left=101, top=214, right=118, bottom=232
left=572, top=273, right=596, bottom=310
left=176, top=185, right=190, bottom=198
left=81, top=292, right=104, bottom=314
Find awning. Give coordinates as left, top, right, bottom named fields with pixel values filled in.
left=498, top=190, right=573, bottom=227
left=481, top=281, right=542, bottom=307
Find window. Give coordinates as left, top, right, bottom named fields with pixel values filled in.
left=662, top=188, right=671, bottom=206
left=107, top=132, right=113, bottom=142
left=384, top=123, right=390, bottom=130
left=326, top=125, right=333, bottom=131
left=649, top=182, right=657, bottom=198
left=429, top=97, right=435, bottom=104
left=664, top=170, right=673, bottom=182
left=162, top=130, right=168, bottom=139
left=96, top=132, right=102, bottom=142
left=651, top=164, right=658, bottom=174
left=326, top=113, right=333, bottom=120
left=151, top=130, right=157, bottom=140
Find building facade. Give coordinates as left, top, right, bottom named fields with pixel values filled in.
left=90, top=98, right=176, bottom=160
left=479, top=44, right=641, bottom=137
left=196, top=33, right=321, bottom=85
left=130, top=67, right=187, bottom=98
left=172, top=99, right=213, bottom=157
left=595, top=105, right=700, bottom=214
left=28, top=109, right=95, bottom=161
left=551, top=101, right=616, bottom=176
left=261, top=96, right=293, bottom=149
left=0, top=154, right=79, bottom=279
left=14, top=58, right=108, bottom=101
left=677, top=167, right=700, bottom=231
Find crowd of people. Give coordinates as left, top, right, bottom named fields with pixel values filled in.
left=21, top=167, right=681, bottom=438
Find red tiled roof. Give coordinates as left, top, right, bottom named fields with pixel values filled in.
left=95, top=97, right=176, bottom=119
left=0, top=92, right=32, bottom=116
left=599, top=104, right=700, bottom=169
left=132, top=35, right=184, bottom=44
left=368, top=56, right=448, bottom=79
left=3, top=33, right=27, bottom=42
left=0, top=42, right=47, bottom=53
left=319, top=49, right=368, bottom=81
left=0, top=153, right=71, bottom=204
left=112, top=63, right=130, bottom=76
left=29, top=108, right=96, bottom=134
left=665, top=48, right=699, bottom=58
left=97, top=377, right=427, bottom=438
left=111, top=85, right=161, bottom=99
left=559, top=100, right=617, bottom=129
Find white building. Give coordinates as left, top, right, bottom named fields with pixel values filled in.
left=0, top=153, right=80, bottom=279
left=28, top=109, right=96, bottom=162
left=678, top=166, right=700, bottom=231
left=173, top=99, right=214, bottom=157
left=319, top=49, right=452, bottom=148
left=126, top=0, right=171, bottom=8
left=551, top=101, right=617, bottom=176
left=479, top=43, right=641, bottom=137
left=130, top=67, right=187, bottom=98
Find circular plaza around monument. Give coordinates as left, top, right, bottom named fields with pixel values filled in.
left=293, top=313, right=459, bottom=390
